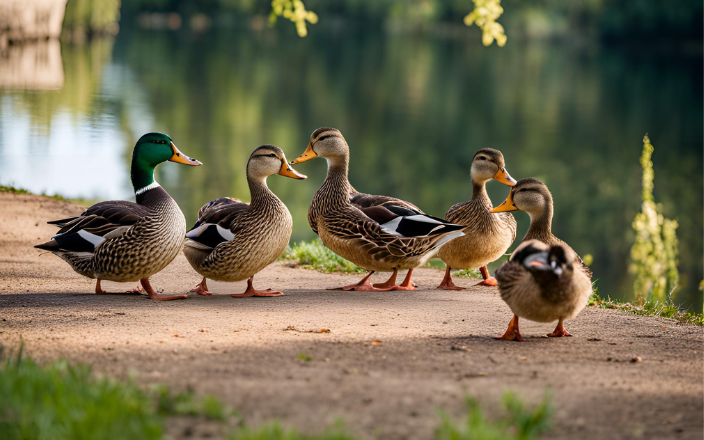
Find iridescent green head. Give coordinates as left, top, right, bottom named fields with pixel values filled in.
left=130, top=132, right=201, bottom=193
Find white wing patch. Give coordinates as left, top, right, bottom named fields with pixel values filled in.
left=216, top=225, right=235, bottom=241
left=77, top=230, right=105, bottom=248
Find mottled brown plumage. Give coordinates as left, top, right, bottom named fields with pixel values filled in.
left=183, top=146, right=305, bottom=294
left=291, top=128, right=465, bottom=283
left=494, top=240, right=592, bottom=340
left=437, top=148, right=517, bottom=288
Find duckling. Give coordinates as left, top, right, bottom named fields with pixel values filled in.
left=491, top=178, right=592, bottom=338
left=492, top=240, right=592, bottom=341
left=436, top=148, right=517, bottom=290
left=183, top=145, right=306, bottom=297
left=290, top=128, right=465, bottom=291
left=35, top=133, right=202, bottom=300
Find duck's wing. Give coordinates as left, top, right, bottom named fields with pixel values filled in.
left=324, top=204, right=465, bottom=266
left=185, top=197, right=249, bottom=250
left=350, top=193, right=423, bottom=213
left=35, top=201, right=152, bottom=254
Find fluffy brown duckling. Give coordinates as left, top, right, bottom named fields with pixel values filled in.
left=491, top=178, right=592, bottom=339
left=436, top=148, right=517, bottom=290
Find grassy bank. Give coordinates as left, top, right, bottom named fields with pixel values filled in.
left=0, top=345, right=553, bottom=440
left=0, top=185, right=96, bottom=206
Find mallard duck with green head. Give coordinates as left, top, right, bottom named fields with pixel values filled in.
left=35, top=132, right=201, bottom=300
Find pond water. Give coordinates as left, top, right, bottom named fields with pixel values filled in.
left=0, top=28, right=701, bottom=310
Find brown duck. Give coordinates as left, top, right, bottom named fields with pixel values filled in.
left=183, top=145, right=306, bottom=297
left=436, top=148, right=517, bottom=290
left=290, top=128, right=465, bottom=291
left=491, top=178, right=592, bottom=339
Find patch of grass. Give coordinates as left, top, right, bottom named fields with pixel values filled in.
left=589, top=286, right=703, bottom=326
left=1, top=344, right=554, bottom=440
left=228, top=421, right=356, bottom=440
left=297, top=354, right=313, bottom=362
left=0, top=184, right=71, bottom=203
left=436, top=391, right=553, bottom=440
left=0, top=344, right=236, bottom=440
left=455, top=268, right=482, bottom=279
left=280, top=240, right=365, bottom=274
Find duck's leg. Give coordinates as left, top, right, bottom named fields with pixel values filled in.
left=329, top=271, right=393, bottom=291
left=95, top=279, right=143, bottom=294
left=474, top=266, right=498, bottom=287
left=231, top=276, right=283, bottom=298
left=392, top=269, right=416, bottom=291
left=189, top=277, right=212, bottom=296
left=437, top=266, right=466, bottom=290
left=547, top=318, right=572, bottom=337
left=494, top=314, right=524, bottom=342
left=140, top=278, right=187, bottom=301
left=373, top=269, right=398, bottom=289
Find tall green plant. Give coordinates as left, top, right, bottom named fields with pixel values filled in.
left=630, top=135, right=679, bottom=301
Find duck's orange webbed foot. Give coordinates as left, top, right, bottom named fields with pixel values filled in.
left=494, top=315, right=524, bottom=342
left=140, top=278, right=187, bottom=301
left=547, top=319, right=572, bottom=337
left=437, top=266, right=466, bottom=290
left=373, top=269, right=398, bottom=289
left=475, top=266, right=498, bottom=286
left=329, top=271, right=393, bottom=291
left=95, top=279, right=143, bottom=294
left=392, top=269, right=416, bottom=291
left=189, top=278, right=212, bottom=296
left=231, top=276, right=283, bottom=298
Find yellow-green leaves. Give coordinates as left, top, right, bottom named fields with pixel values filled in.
left=630, top=135, right=679, bottom=301
left=270, top=0, right=318, bottom=37
left=464, top=0, right=507, bottom=47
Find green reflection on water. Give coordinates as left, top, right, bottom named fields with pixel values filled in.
left=2, top=29, right=702, bottom=310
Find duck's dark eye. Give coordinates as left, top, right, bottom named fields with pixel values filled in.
left=317, top=135, right=332, bottom=142
left=478, top=156, right=486, bottom=160
left=268, top=153, right=277, bottom=158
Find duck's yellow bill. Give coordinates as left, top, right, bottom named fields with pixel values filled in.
left=290, top=142, right=317, bottom=165
left=490, top=190, right=519, bottom=213
left=278, top=161, right=307, bottom=180
left=494, top=167, right=517, bottom=186
left=169, top=142, right=202, bottom=166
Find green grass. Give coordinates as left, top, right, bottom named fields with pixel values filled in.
left=436, top=392, right=553, bottom=440
left=279, top=240, right=365, bottom=274
left=0, top=344, right=236, bottom=440
left=588, top=282, right=703, bottom=326
left=0, top=345, right=554, bottom=440
left=455, top=268, right=482, bottom=279
left=0, top=184, right=87, bottom=204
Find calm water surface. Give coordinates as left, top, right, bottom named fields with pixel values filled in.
left=0, top=29, right=701, bottom=309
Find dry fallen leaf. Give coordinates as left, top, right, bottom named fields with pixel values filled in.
left=371, top=340, right=382, bottom=345
left=172, top=334, right=178, bottom=337
left=320, top=328, right=330, bottom=333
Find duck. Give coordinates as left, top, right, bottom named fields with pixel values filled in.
left=492, top=240, right=592, bottom=341
left=490, top=177, right=592, bottom=339
left=183, top=145, right=306, bottom=297
left=436, top=148, right=517, bottom=290
left=35, top=132, right=202, bottom=300
left=290, top=127, right=466, bottom=291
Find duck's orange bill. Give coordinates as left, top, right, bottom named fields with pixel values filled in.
left=490, top=190, right=519, bottom=213
left=494, top=167, right=517, bottom=186
left=278, top=161, right=307, bottom=180
left=290, top=142, right=317, bottom=165
left=169, top=141, right=202, bottom=166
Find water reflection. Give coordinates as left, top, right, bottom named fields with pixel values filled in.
left=0, top=29, right=701, bottom=310
left=0, top=40, right=64, bottom=90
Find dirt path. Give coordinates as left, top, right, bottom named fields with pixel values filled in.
left=0, top=193, right=702, bottom=440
